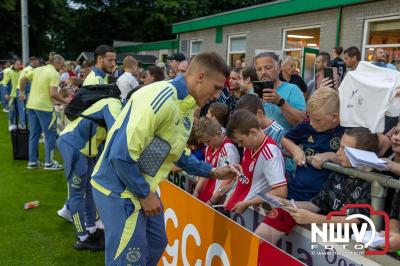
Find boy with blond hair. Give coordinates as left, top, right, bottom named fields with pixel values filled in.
left=193, top=117, right=240, bottom=205
left=257, top=87, right=345, bottom=243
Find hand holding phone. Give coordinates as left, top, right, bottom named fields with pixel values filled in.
left=253, top=81, right=274, bottom=98
left=323, top=67, right=334, bottom=84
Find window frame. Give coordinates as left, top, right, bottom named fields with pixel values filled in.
left=282, top=25, right=321, bottom=54
left=189, top=39, right=204, bottom=58
left=227, top=34, right=247, bottom=66
left=361, top=15, right=400, bottom=60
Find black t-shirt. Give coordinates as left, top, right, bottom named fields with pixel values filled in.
left=329, top=57, right=347, bottom=81
left=311, top=172, right=371, bottom=216
left=279, top=73, right=308, bottom=93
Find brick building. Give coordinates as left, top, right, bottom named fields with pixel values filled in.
left=172, top=0, right=400, bottom=82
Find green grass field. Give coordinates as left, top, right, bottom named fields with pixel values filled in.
left=0, top=111, right=103, bottom=265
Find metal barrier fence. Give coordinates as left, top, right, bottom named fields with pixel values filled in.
left=170, top=152, right=400, bottom=231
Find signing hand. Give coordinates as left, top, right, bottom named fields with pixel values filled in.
left=139, top=191, right=162, bottom=216
left=262, top=88, right=280, bottom=104
left=380, top=231, right=400, bottom=251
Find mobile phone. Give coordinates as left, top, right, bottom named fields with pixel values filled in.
left=253, top=81, right=274, bottom=98
left=323, top=67, right=334, bottom=82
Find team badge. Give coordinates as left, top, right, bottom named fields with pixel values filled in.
left=72, top=175, right=81, bottom=185
left=352, top=187, right=361, bottom=199
left=330, top=137, right=341, bottom=150
left=307, top=136, right=314, bottom=143
left=127, top=247, right=141, bottom=263
left=183, top=116, right=191, bottom=130
left=267, top=208, right=279, bottom=219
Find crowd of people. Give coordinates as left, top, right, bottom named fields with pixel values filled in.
left=1, top=43, right=400, bottom=265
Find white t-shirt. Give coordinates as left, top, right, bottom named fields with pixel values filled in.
left=243, top=141, right=287, bottom=201
left=339, top=61, right=400, bottom=133
left=117, top=72, right=139, bottom=100
left=205, top=139, right=240, bottom=193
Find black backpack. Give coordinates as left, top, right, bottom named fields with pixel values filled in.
left=64, top=83, right=121, bottom=128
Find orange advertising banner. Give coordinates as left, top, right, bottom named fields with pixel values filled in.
left=158, top=180, right=303, bottom=266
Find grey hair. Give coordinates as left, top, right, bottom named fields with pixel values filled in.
left=282, top=56, right=295, bottom=66
left=253, top=52, right=279, bottom=63
left=49, top=54, right=65, bottom=64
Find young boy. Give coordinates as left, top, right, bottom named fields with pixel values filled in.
left=225, top=109, right=287, bottom=214
left=206, top=102, right=229, bottom=128
left=256, top=128, right=375, bottom=244
left=257, top=87, right=345, bottom=243
left=193, top=117, right=240, bottom=205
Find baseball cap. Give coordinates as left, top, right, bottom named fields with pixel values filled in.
left=168, top=53, right=186, bottom=62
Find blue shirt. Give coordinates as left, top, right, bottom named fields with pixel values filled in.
left=285, top=121, right=345, bottom=201
left=263, top=82, right=306, bottom=130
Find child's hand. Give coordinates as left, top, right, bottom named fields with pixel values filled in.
left=310, top=153, right=331, bottom=169
left=293, top=146, right=306, bottom=166
left=286, top=208, right=316, bottom=225
left=231, top=201, right=249, bottom=214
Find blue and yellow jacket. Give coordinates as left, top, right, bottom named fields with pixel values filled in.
left=91, top=75, right=212, bottom=200
left=60, top=98, right=122, bottom=157
left=83, top=67, right=108, bottom=86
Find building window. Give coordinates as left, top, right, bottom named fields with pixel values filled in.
left=190, top=40, right=203, bottom=57
left=228, top=34, right=246, bottom=68
left=282, top=26, right=320, bottom=69
left=362, top=16, right=400, bottom=64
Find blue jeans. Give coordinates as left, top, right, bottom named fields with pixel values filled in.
left=16, top=90, right=27, bottom=127
left=7, top=97, right=17, bottom=125
left=28, top=109, right=57, bottom=164
left=0, top=84, right=9, bottom=110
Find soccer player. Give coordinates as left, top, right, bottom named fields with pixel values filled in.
left=2, top=59, right=23, bottom=130
left=224, top=109, right=287, bottom=214
left=91, top=52, right=238, bottom=265
left=57, top=97, right=122, bottom=250
left=19, top=54, right=68, bottom=170
left=83, top=45, right=116, bottom=86
left=193, top=117, right=240, bottom=205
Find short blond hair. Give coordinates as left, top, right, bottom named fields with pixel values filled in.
left=123, top=56, right=137, bottom=70
left=195, top=117, right=222, bottom=141
left=307, top=87, right=340, bottom=115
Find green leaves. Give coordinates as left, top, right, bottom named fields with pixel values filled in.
left=0, top=0, right=270, bottom=60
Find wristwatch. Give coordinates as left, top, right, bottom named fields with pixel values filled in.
left=277, top=98, right=286, bottom=107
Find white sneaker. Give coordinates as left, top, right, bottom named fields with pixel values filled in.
left=57, top=205, right=72, bottom=222
left=2, top=108, right=9, bottom=113
left=96, top=219, right=104, bottom=230
left=27, top=161, right=43, bottom=169
left=8, top=124, right=17, bottom=131
left=44, top=161, right=63, bottom=170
